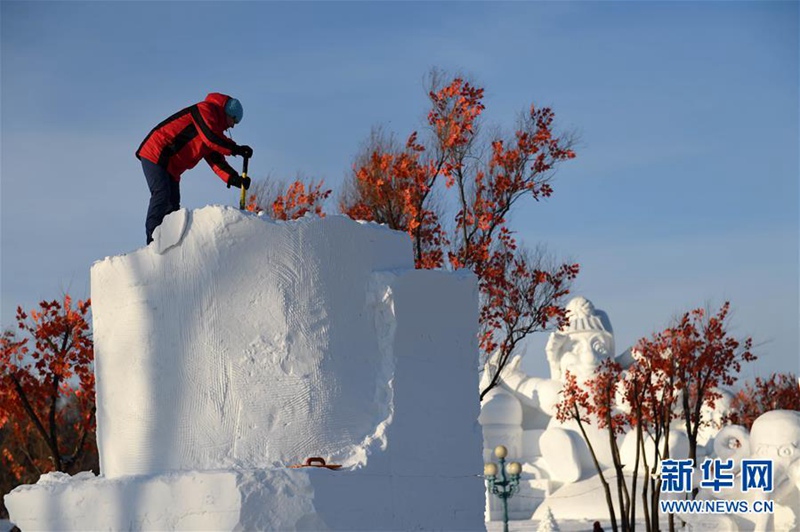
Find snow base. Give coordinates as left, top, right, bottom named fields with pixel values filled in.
left=7, top=463, right=486, bottom=531
left=5, top=469, right=319, bottom=531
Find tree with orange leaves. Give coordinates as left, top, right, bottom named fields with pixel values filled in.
left=341, top=126, right=450, bottom=269
left=668, top=302, right=755, bottom=465
left=627, top=325, right=686, bottom=532
left=340, top=70, right=579, bottom=399
left=556, top=363, right=624, bottom=532
left=555, top=301, right=756, bottom=532
left=634, top=302, right=753, bottom=531
left=728, top=372, right=800, bottom=430
left=1, top=295, right=97, bottom=517
left=245, top=175, right=332, bottom=221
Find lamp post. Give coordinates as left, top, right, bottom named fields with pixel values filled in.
left=484, top=444, right=521, bottom=532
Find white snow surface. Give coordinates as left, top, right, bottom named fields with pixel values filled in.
left=92, top=207, right=415, bottom=477
left=6, top=207, right=485, bottom=530
left=5, top=469, right=323, bottom=531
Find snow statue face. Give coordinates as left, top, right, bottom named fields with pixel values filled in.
left=749, top=410, right=800, bottom=473
left=547, top=296, right=615, bottom=381
left=559, top=330, right=614, bottom=380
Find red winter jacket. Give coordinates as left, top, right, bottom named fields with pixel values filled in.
left=136, top=93, right=239, bottom=184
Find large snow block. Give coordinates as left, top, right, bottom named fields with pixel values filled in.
left=6, top=266, right=484, bottom=531
left=90, top=207, right=483, bottom=482
left=9, top=207, right=484, bottom=531
left=91, top=207, right=414, bottom=477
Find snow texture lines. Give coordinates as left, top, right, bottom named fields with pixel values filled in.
left=92, top=208, right=419, bottom=476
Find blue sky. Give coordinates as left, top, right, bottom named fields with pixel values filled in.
left=1, top=1, right=797, bottom=380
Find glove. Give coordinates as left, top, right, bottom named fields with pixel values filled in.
left=233, top=144, right=253, bottom=158
left=227, top=173, right=251, bottom=190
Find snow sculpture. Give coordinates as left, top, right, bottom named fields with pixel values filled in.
left=482, top=297, right=627, bottom=482
left=5, top=207, right=484, bottom=531
left=746, top=410, right=800, bottom=528
left=477, top=296, right=628, bottom=524
left=539, top=297, right=621, bottom=481
left=479, top=295, right=793, bottom=530
left=479, top=387, right=524, bottom=461
left=478, top=387, right=529, bottom=521
left=545, top=296, right=617, bottom=382
left=484, top=297, right=622, bottom=427
left=695, top=410, right=800, bottom=531
left=536, top=507, right=560, bottom=532
left=480, top=296, right=701, bottom=525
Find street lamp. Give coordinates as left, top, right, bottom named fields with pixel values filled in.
left=484, top=444, right=521, bottom=532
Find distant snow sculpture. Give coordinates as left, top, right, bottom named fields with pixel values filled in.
left=546, top=296, right=617, bottom=382
left=481, top=296, right=630, bottom=484
left=695, top=410, right=800, bottom=531
left=479, top=295, right=734, bottom=525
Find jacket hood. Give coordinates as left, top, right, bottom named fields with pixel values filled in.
left=205, top=93, right=231, bottom=107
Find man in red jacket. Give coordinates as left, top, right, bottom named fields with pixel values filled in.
left=136, top=92, right=254, bottom=244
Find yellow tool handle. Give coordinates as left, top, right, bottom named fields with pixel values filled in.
left=239, top=171, right=247, bottom=210
left=239, top=155, right=250, bottom=210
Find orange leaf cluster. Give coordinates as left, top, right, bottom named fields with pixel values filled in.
left=555, top=370, right=593, bottom=425
left=632, top=303, right=754, bottom=454
left=555, top=301, right=756, bottom=465
left=1, top=295, right=97, bottom=492
left=245, top=193, right=262, bottom=214
left=342, top=139, right=447, bottom=269
left=272, top=180, right=332, bottom=221
left=555, top=360, right=626, bottom=434
left=428, top=78, right=485, bottom=155
left=340, top=74, right=580, bottom=398
left=246, top=179, right=332, bottom=221
left=728, top=373, right=800, bottom=429
left=554, top=302, right=757, bottom=532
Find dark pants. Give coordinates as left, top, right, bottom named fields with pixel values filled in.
left=142, top=159, right=180, bottom=244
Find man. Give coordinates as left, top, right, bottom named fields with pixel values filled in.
left=136, top=92, right=254, bottom=244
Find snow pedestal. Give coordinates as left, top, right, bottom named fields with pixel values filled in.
left=5, top=207, right=484, bottom=531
